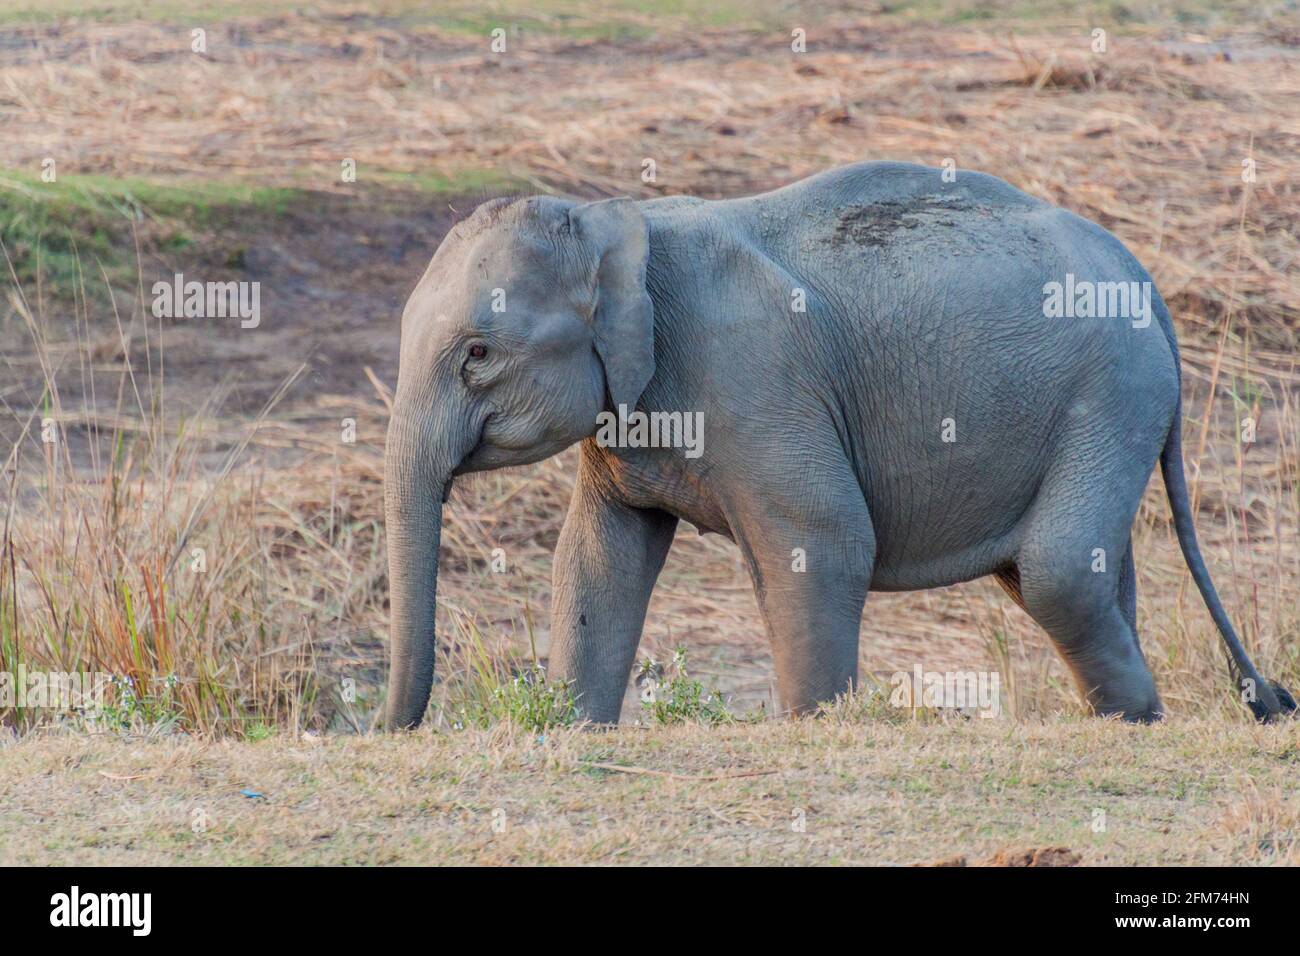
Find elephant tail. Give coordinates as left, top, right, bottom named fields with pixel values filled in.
left=1160, top=400, right=1296, bottom=722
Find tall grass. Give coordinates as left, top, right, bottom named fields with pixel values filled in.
left=0, top=238, right=385, bottom=736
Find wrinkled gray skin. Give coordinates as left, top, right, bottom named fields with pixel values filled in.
left=384, top=161, right=1295, bottom=729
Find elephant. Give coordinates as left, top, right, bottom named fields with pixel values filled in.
left=383, top=161, right=1295, bottom=729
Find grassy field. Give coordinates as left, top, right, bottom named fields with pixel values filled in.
left=4, top=716, right=1299, bottom=864
left=2, top=1, right=1299, bottom=864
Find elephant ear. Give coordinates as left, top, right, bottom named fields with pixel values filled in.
left=568, top=198, right=655, bottom=411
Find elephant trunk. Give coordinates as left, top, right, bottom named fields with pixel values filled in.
left=383, top=405, right=452, bottom=730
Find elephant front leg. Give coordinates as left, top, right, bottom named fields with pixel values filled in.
left=548, top=476, right=678, bottom=723
left=730, top=457, right=876, bottom=716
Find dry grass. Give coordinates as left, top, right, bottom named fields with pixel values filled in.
left=1, top=5, right=1299, bottom=867
left=4, top=10, right=1296, bottom=340
left=3, top=716, right=1299, bottom=865
left=0, top=304, right=386, bottom=736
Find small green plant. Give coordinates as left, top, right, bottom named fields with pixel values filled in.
left=637, top=649, right=735, bottom=726
left=445, top=617, right=579, bottom=732
left=88, top=674, right=184, bottom=736
left=245, top=722, right=275, bottom=741
left=453, top=663, right=580, bottom=732
left=492, top=665, right=578, bottom=731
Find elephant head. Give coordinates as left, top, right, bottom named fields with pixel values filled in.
left=383, top=195, right=655, bottom=729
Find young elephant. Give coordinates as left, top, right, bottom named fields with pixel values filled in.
left=383, top=161, right=1294, bottom=729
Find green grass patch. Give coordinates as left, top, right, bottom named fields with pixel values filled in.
left=367, top=167, right=524, bottom=196
left=0, top=166, right=507, bottom=300
left=0, top=171, right=305, bottom=298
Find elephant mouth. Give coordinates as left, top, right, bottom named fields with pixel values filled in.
left=451, top=412, right=496, bottom=481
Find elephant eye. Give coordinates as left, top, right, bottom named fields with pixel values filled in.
left=467, top=343, right=488, bottom=360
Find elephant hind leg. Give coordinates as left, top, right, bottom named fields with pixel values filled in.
left=995, top=560, right=1158, bottom=720
left=1026, top=597, right=1160, bottom=721
left=1011, top=485, right=1161, bottom=722
left=1002, top=540, right=1141, bottom=638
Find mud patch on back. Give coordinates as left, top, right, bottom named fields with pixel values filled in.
left=831, top=194, right=987, bottom=248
